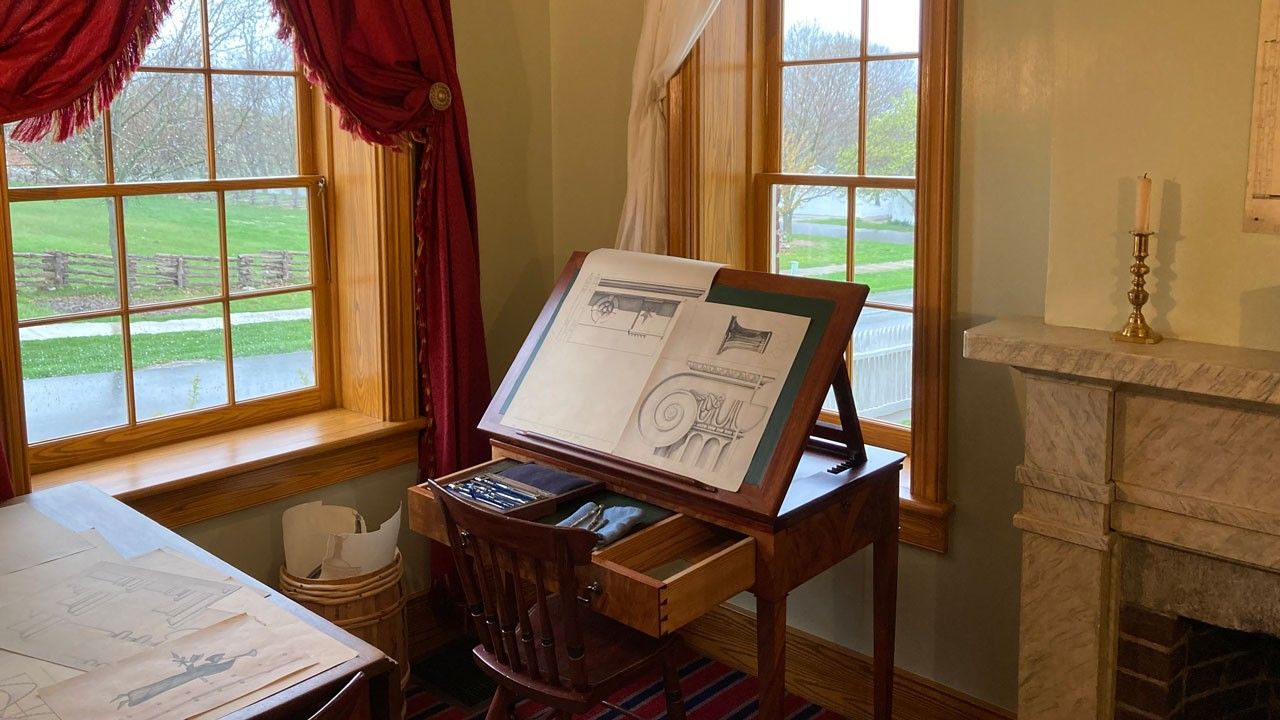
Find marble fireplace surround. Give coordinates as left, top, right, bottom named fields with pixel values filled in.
left=964, top=317, right=1280, bottom=720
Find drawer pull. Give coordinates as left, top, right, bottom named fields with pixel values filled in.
left=578, top=581, right=602, bottom=605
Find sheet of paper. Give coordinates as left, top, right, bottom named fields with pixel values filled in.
left=282, top=501, right=362, bottom=578
left=0, top=562, right=241, bottom=671
left=191, top=592, right=358, bottom=719
left=502, top=249, right=722, bottom=450
left=320, top=505, right=401, bottom=580
left=614, top=303, right=810, bottom=491
left=37, top=615, right=313, bottom=720
left=0, top=650, right=78, bottom=719
left=0, top=531, right=126, bottom=603
left=127, top=549, right=271, bottom=598
left=0, top=506, right=92, bottom=577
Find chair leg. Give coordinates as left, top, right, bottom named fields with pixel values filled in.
left=486, top=688, right=514, bottom=720
left=661, top=650, right=687, bottom=720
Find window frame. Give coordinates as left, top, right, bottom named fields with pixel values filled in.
left=666, top=0, right=956, bottom=551
left=1, top=49, right=334, bottom=475
left=0, top=6, right=421, bottom=517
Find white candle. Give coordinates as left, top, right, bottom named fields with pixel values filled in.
left=1134, top=174, right=1152, bottom=233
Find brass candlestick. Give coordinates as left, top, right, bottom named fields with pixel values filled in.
left=1113, top=231, right=1162, bottom=344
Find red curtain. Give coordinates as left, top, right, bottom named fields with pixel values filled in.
left=0, top=0, right=172, bottom=140
left=0, top=427, right=12, bottom=502
left=271, top=0, right=491, bottom=478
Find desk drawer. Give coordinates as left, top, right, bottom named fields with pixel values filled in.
left=407, top=464, right=755, bottom=637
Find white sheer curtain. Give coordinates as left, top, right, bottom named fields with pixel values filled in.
left=614, top=0, right=722, bottom=254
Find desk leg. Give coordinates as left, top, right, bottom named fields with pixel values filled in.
left=756, top=593, right=787, bottom=720
left=873, top=523, right=899, bottom=720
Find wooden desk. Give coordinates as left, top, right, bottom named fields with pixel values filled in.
left=408, top=442, right=903, bottom=720
left=3, top=482, right=402, bottom=720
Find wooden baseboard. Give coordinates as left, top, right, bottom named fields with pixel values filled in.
left=678, top=604, right=1014, bottom=720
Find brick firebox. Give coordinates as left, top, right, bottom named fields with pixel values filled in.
left=1116, top=604, right=1280, bottom=720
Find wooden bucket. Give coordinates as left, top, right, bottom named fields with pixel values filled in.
left=279, top=550, right=410, bottom=718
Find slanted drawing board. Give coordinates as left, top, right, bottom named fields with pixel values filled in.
left=480, top=251, right=870, bottom=527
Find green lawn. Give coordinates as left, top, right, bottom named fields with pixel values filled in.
left=777, top=234, right=913, bottom=270
left=21, top=320, right=315, bottom=380
left=813, top=267, right=915, bottom=295
left=9, top=194, right=309, bottom=255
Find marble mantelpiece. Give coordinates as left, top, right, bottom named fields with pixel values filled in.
left=964, top=317, right=1280, bottom=720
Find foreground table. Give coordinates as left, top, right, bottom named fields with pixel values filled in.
left=3, top=482, right=401, bottom=720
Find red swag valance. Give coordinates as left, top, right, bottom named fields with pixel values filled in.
left=0, top=0, right=172, bottom=141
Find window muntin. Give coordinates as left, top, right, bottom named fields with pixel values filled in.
left=2, top=0, right=324, bottom=455
left=771, top=0, right=922, bottom=440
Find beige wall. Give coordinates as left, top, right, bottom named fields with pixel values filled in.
left=1044, top=0, right=1280, bottom=352
left=453, top=0, right=1050, bottom=711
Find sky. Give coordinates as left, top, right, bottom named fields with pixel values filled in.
left=784, top=0, right=922, bottom=55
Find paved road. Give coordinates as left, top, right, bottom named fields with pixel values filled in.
left=792, top=222, right=914, bottom=244
left=20, top=308, right=313, bottom=341
left=24, top=351, right=315, bottom=443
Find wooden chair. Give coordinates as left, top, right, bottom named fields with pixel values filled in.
left=305, top=671, right=367, bottom=720
left=429, top=480, right=687, bottom=720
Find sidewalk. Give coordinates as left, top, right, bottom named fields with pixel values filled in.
left=786, top=259, right=915, bottom=278
left=19, top=308, right=313, bottom=341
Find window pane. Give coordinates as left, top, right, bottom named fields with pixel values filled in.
left=125, top=194, right=222, bottom=306
left=213, top=75, right=299, bottom=178
left=865, top=58, right=918, bottom=177
left=782, top=63, right=860, bottom=174
left=4, top=120, right=107, bottom=186
left=855, top=188, right=915, bottom=306
left=226, top=190, right=311, bottom=292
left=131, top=303, right=229, bottom=420
left=112, top=72, right=209, bottom=182
left=770, top=184, right=849, bottom=280
left=208, top=0, right=294, bottom=70
left=852, top=308, right=912, bottom=426
left=230, top=292, right=315, bottom=401
left=868, top=0, right=921, bottom=55
left=783, top=0, right=861, bottom=61
left=20, top=318, right=128, bottom=443
left=142, top=0, right=204, bottom=68
left=11, top=199, right=121, bottom=321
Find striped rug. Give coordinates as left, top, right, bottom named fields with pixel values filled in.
left=407, top=653, right=842, bottom=720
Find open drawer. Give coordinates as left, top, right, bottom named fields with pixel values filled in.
left=406, top=460, right=756, bottom=637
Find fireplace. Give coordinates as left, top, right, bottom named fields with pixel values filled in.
left=963, top=318, right=1280, bottom=720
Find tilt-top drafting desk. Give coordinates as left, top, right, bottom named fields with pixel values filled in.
left=408, top=252, right=903, bottom=719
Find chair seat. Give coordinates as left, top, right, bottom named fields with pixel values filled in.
left=472, top=594, right=672, bottom=710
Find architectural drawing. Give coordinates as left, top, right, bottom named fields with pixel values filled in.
left=501, top=249, right=722, bottom=451
left=718, top=316, right=773, bottom=355
left=1246, top=0, right=1280, bottom=232
left=637, top=360, right=777, bottom=474
left=113, top=650, right=257, bottom=709
left=37, top=615, right=314, bottom=720
left=616, top=302, right=810, bottom=492
left=0, top=562, right=240, bottom=671
left=0, top=673, right=58, bottom=719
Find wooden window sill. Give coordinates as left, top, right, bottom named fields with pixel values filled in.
left=32, top=409, right=425, bottom=528
left=898, top=461, right=953, bottom=553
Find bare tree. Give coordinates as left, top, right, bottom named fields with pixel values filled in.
left=776, top=22, right=918, bottom=249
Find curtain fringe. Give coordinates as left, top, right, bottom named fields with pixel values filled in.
left=11, top=0, right=174, bottom=144
left=269, top=0, right=421, bottom=149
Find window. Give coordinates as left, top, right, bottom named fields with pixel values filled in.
left=1, top=0, right=332, bottom=472
left=665, top=0, right=955, bottom=550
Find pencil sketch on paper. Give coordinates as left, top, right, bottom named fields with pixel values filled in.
left=718, top=316, right=773, bottom=355
left=614, top=301, right=811, bottom=492
left=37, top=615, right=315, bottom=720
left=0, top=562, right=240, bottom=671
left=636, top=359, right=778, bottom=474
left=566, top=277, right=705, bottom=356
left=0, top=673, right=58, bottom=719
left=113, top=650, right=257, bottom=709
